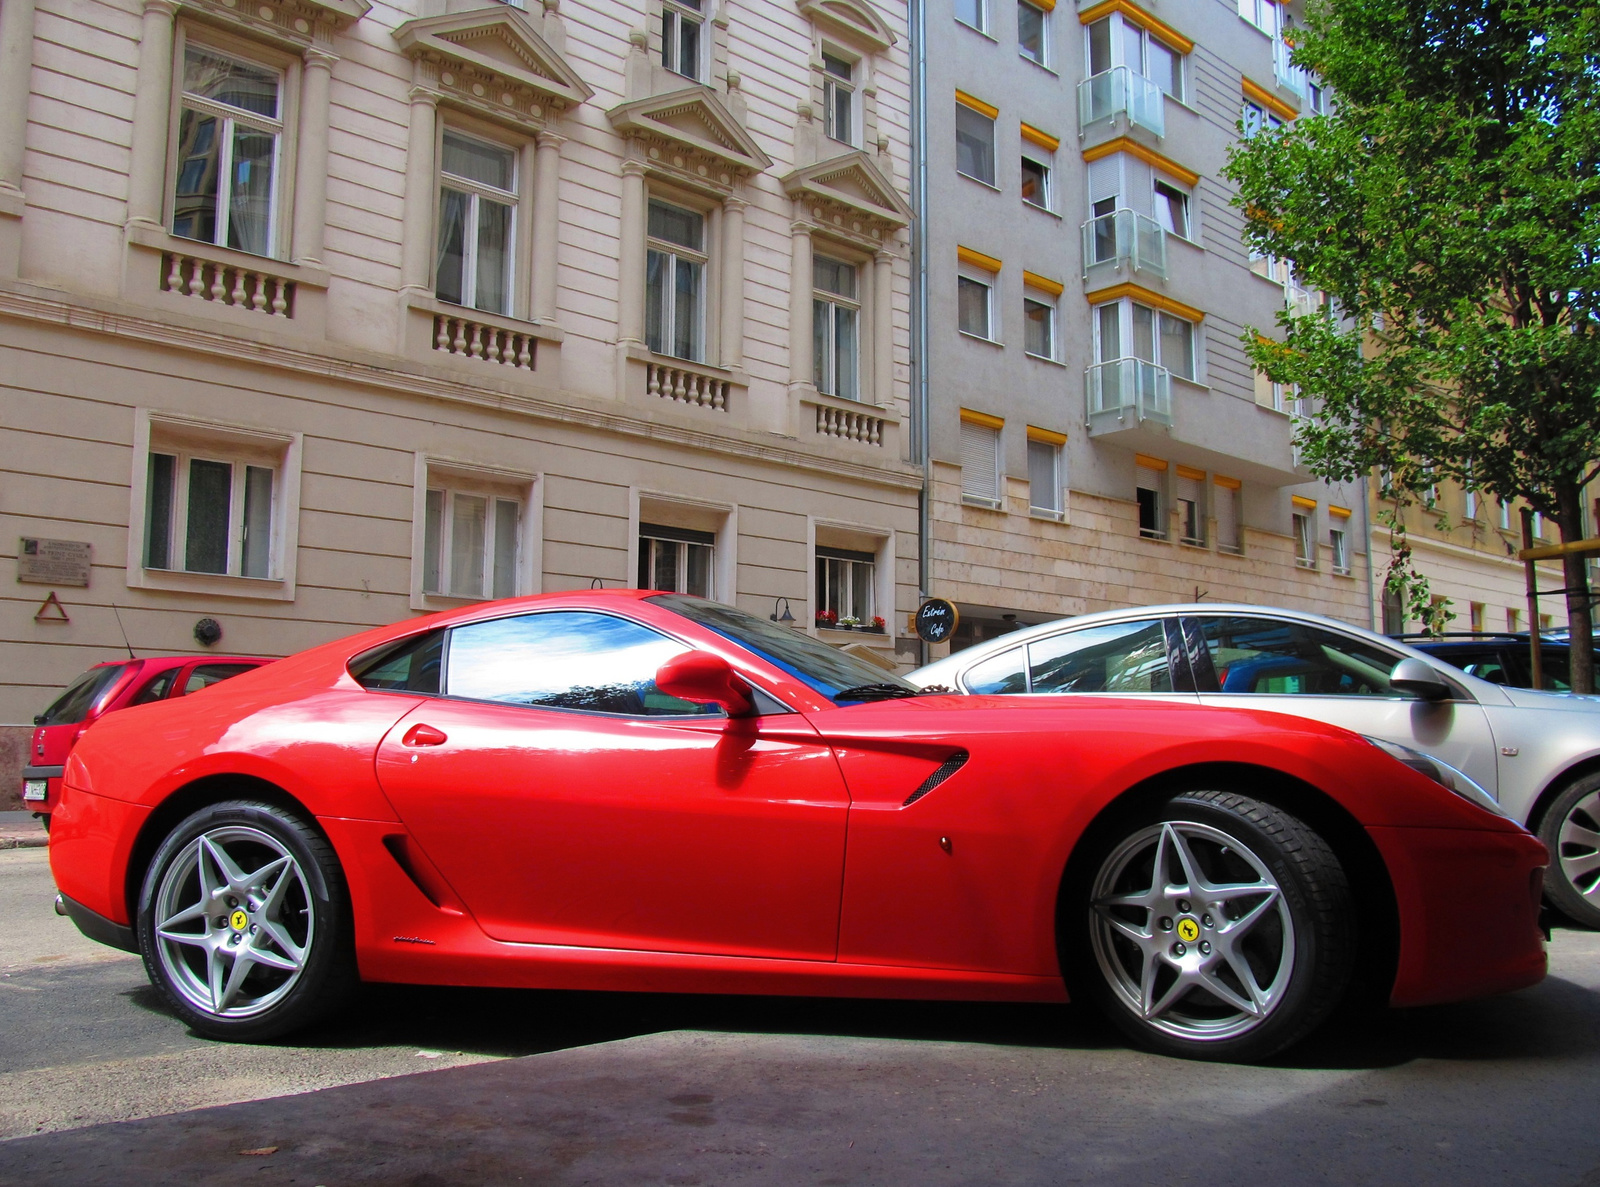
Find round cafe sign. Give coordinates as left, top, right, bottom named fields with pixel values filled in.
left=914, top=598, right=960, bottom=645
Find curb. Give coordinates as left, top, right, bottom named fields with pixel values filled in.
left=0, top=830, right=48, bottom=850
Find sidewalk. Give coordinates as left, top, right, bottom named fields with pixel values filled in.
left=0, top=811, right=48, bottom=850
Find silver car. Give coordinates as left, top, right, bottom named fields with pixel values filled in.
left=909, top=603, right=1600, bottom=927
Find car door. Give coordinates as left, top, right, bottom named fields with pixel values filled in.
left=374, top=609, right=851, bottom=961
left=1186, top=613, right=1499, bottom=795
left=959, top=617, right=1200, bottom=702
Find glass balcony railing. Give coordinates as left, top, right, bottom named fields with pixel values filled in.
left=1077, top=66, right=1165, bottom=137
left=1274, top=40, right=1306, bottom=97
left=1086, top=357, right=1173, bottom=426
left=1081, top=208, right=1166, bottom=278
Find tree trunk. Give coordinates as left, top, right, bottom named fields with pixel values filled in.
left=1556, top=484, right=1595, bottom=695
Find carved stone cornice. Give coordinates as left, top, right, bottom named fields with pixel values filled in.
left=608, top=86, right=773, bottom=196
left=795, top=0, right=895, bottom=53
left=393, top=8, right=593, bottom=131
left=781, top=149, right=911, bottom=249
left=177, top=0, right=368, bottom=52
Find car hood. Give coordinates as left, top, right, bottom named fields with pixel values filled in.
left=1499, top=686, right=1600, bottom=711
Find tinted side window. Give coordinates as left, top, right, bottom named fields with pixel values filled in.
left=353, top=631, right=445, bottom=694
left=445, top=611, right=713, bottom=716
left=36, top=665, right=127, bottom=725
left=129, top=669, right=178, bottom=706
left=1200, top=617, right=1404, bottom=697
left=1508, top=645, right=1571, bottom=691
left=182, top=663, right=256, bottom=695
left=1437, top=646, right=1514, bottom=686
left=1027, top=620, right=1173, bottom=693
left=965, top=646, right=1028, bottom=694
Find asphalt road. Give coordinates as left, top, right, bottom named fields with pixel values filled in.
left=4, top=845, right=1600, bottom=1185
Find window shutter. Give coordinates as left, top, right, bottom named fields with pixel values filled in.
left=1088, top=155, right=1122, bottom=207
left=1028, top=440, right=1060, bottom=512
left=1215, top=483, right=1239, bottom=550
left=960, top=421, right=1000, bottom=502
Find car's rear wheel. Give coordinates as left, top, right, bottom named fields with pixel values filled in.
left=137, top=800, right=357, bottom=1041
left=1067, top=790, right=1355, bottom=1062
left=1537, top=773, right=1600, bottom=929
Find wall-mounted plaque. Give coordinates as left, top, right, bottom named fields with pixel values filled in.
left=18, top=538, right=92, bottom=587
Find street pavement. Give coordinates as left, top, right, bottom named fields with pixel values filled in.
left=4, top=844, right=1600, bottom=1185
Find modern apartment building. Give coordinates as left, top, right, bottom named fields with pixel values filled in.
left=916, top=0, right=1371, bottom=653
left=0, top=0, right=924, bottom=794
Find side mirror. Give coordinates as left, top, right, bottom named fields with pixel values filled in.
left=655, top=651, right=755, bottom=717
left=1391, top=656, right=1452, bottom=701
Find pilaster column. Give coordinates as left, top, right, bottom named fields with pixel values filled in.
left=399, top=84, right=439, bottom=294
left=787, top=210, right=815, bottom=393
left=873, top=248, right=894, bottom=404
left=616, top=157, right=647, bottom=346
left=291, top=45, right=337, bottom=267
left=125, top=0, right=180, bottom=228
left=719, top=193, right=746, bottom=370
left=531, top=129, right=565, bottom=325
left=0, top=0, right=39, bottom=203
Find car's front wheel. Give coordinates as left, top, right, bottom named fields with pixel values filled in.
left=137, top=800, right=357, bottom=1041
left=1067, top=790, right=1356, bottom=1062
left=1537, top=773, right=1600, bottom=929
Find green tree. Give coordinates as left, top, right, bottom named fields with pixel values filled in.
left=1225, top=0, right=1600, bottom=692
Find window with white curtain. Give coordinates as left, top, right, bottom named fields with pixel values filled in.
left=1018, top=0, right=1048, bottom=65
left=813, top=254, right=860, bottom=400
left=1094, top=297, right=1197, bottom=380
left=661, top=0, right=706, bottom=81
left=958, top=274, right=993, bottom=339
left=172, top=45, right=283, bottom=257
left=1023, top=295, right=1055, bottom=359
left=1085, top=14, right=1184, bottom=99
left=436, top=130, right=517, bottom=315
left=646, top=199, right=706, bottom=361
left=638, top=523, right=715, bottom=598
left=956, top=103, right=997, bottom=185
left=1028, top=437, right=1063, bottom=516
left=954, top=0, right=986, bottom=34
left=823, top=53, right=857, bottom=146
left=960, top=417, right=1002, bottom=505
left=424, top=486, right=521, bottom=600
left=145, top=450, right=277, bottom=578
left=815, top=546, right=876, bottom=621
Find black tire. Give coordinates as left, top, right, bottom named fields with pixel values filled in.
left=1536, top=772, right=1600, bottom=929
left=136, top=799, right=358, bottom=1041
left=1063, top=790, right=1356, bottom=1063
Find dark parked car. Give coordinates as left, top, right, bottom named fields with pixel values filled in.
left=22, top=655, right=270, bottom=816
left=1401, top=633, right=1597, bottom=691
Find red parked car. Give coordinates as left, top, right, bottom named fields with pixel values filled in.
left=23, top=655, right=270, bottom=816
left=49, top=592, right=1546, bottom=1062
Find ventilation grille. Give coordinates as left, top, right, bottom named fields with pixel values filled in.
left=903, top=751, right=969, bottom=806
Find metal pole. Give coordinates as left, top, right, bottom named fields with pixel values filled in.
left=909, top=0, right=930, bottom=668
left=1522, top=507, right=1544, bottom=690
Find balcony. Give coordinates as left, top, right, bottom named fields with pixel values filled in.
left=1081, top=208, right=1166, bottom=280
left=1078, top=66, right=1164, bottom=138
left=1274, top=40, right=1306, bottom=98
left=1086, top=357, right=1172, bottom=435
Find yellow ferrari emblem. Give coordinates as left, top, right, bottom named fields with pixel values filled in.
left=1176, top=917, right=1200, bottom=943
left=229, top=909, right=249, bottom=932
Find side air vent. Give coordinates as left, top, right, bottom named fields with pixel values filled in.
left=903, top=750, right=969, bottom=806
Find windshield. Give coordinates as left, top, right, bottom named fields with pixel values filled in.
left=650, top=595, right=917, bottom=701
left=37, top=664, right=127, bottom=726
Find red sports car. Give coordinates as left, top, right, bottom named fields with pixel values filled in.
left=50, top=591, right=1548, bottom=1061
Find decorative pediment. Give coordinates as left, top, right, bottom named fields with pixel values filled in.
left=394, top=9, right=593, bottom=124
left=180, top=0, right=370, bottom=51
left=782, top=150, right=911, bottom=245
left=797, top=0, right=895, bottom=53
left=608, top=88, right=773, bottom=191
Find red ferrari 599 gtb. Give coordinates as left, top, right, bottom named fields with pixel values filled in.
left=49, top=591, right=1548, bottom=1061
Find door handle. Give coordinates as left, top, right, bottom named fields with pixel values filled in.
left=401, top=724, right=448, bottom=747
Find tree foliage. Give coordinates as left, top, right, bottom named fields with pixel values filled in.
left=1225, top=0, right=1600, bottom=688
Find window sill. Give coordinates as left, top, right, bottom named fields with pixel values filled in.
left=962, top=495, right=1004, bottom=511
left=1218, top=543, right=1244, bottom=556
left=415, top=591, right=500, bottom=612
left=1030, top=508, right=1065, bottom=522
left=955, top=18, right=996, bottom=42
left=1332, top=567, right=1355, bottom=578
left=1018, top=53, right=1055, bottom=76
left=406, top=291, right=565, bottom=344
left=958, top=330, right=1004, bottom=348
left=1179, top=537, right=1208, bottom=550
left=1139, top=529, right=1169, bottom=542
left=130, top=567, right=293, bottom=601
left=957, top=171, right=1002, bottom=192
left=817, top=626, right=894, bottom=648
left=1023, top=201, right=1062, bottom=219
left=1295, top=560, right=1318, bottom=570
left=1024, top=351, right=1066, bottom=367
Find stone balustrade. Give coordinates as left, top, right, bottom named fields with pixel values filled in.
left=813, top=401, right=885, bottom=446
left=160, top=251, right=295, bottom=317
left=647, top=360, right=730, bottom=411
left=432, top=314, right=538, bottom=371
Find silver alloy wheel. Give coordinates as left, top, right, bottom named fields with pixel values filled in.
left=1558, top=789, right=1600, bottom=902
left=152, top=825, right=314, bottom=1018
left=1089, top=820, right=1295, bottom=1042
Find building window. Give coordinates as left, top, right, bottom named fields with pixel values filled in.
left=1507, top=607, right=1522, bottom=632
left=1085, top=14, right=1184, bottom=101
left=1498, top=498, right=1512, bottom=531
left=954, top=0, right=986, bottom=34
left=1023, top=295, right=1054, bottom=359
left=1175, top=469, right=1204, bottom=545
left=1308, top=81, right=1326, bottom=113
left=1330, top=524, right=1350, bottom=573
left=1239, top=0, right=1277, bottom=35
left=646, top=199, right=706, bottom=361
left=1027, top=435, right=1063, bottom=516
left=436, top=130, right=517, bottom=316
left=1242, top=100, right=1285, bottom=137
left=145, top=450, right=277, bottom=578
left=1018, top=0, right=1048, bottom=65
left=1464, top=487, right=1478, bottom=519
left=956, top=102, right=996, bottom=185
left=1292, top=508, right=1314, bottom=567
left=823, top=52, right=857, bottom=146
left=661, top=0, right=705, bottom=81
left=1021, top=155, right=1050, bottom=210
left=424, top=487, right=521, bottom=600
left=639, top=523, right=715, bottom=598
left=1470, top=601, right=1486, bottom=632
left=958, top=274, right=992, bottom=339
left=172, top=46, right=283, bottom=257
left=1136, top=458, right=1164, bottom=539
left=1153, top=180, right=1190, bottom=239
left=960, top=415, right=1002, bottom=505
left=1382, top=588, right=1405, bottom=634
left=813, top=254, right=860, bottom=400
left=1215, top=478, right=1241, bottom=553
left=816, top=546, right=875, bottom=621
left=1096, top=298, right=1197, bottom=381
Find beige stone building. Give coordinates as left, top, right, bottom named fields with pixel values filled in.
left=0, top=0, right=926, bottom=796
